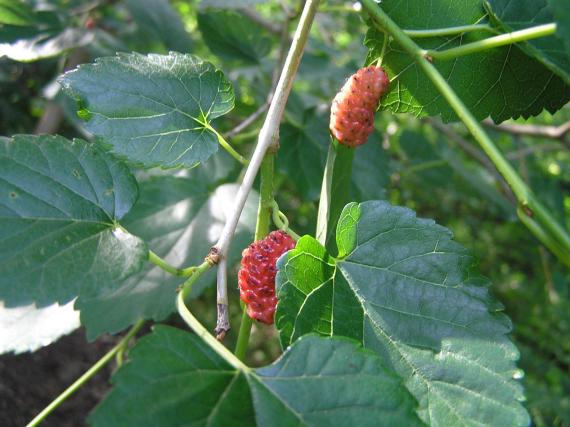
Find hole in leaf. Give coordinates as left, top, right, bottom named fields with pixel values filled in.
left=9, top=191, right=17, bottom=199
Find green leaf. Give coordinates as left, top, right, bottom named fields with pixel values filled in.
left=59, top=52, right=234, bottom=169
left=197, top=10, right=272, bottom=64
left=90, top=326, right=423, bottom=427
left=364, top=1, right=570, bottom=122
left=125, top=0, right=193, bottom=53
left=485, top=0, right=570, bottom=84
left=276, top=201, right=530, bottom=426
left=76, top=176, right=257, bottom=339
left=0, top=0, right=36, bottom=26
left=0, top=135, right=147, bottom=307
left=0, top=300, right=79, bottom=354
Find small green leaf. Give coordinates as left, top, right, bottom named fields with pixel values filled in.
left=0, top=135, right=147, bottom=307
left=59, top=52, right=234, bottom=169
left=89, top=326, right=423, bottom=427
left=365, top=0, right=570, bottom=122
left=276, top=201, right=530, bottom=426
left=197, top=10, right=272, bottom=64
left=485, top=0, right=570, bottom=84
left=76, top=174, right=257, bottom=339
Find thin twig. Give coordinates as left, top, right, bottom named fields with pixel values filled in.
left=224, top=102, right=269, bottom=139
left=239, top=8, right=284, bottom=37
left=212, top=0, right=321, bottom=335
left=483, top=119, right=570, bottom=143
left=505, top=143, right=566, bottom=160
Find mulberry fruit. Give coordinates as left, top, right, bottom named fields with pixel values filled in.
left=330, top=65, right=390, bottom=147
left=238, top=230, right=296, bottom=324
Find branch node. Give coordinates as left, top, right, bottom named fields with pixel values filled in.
left=205, top=247, right=220, bottom=265
left=521, top=203, right=534, bottom=217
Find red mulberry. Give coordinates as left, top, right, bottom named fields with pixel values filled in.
left=238, top=230, right=296, bottom=324
left=330, top=65, right=390, bottom=147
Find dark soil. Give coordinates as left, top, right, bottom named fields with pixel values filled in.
left=0, top=329, right=120, bottom=427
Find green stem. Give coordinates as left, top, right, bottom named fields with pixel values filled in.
left=361, top=0, right=570, bottom=259
left=254, top=155, right=275, bottom=241
left=148, top=250, right=196, bottom=277
left=426, top=23, right=556, bottom=60
left=26, top=320, right=145, bottom=427
left=205, top=123, right=249, bottom=165
left=233, top=154, right=275, bottom=360
left=404, top=24, right=495, bottom=38
left=176, top=263, right=248, bottom=371
left=234, top=306, right=253, bottom=361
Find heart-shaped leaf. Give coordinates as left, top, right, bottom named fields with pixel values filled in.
left=276, top=201, right=529, bottom=426
left=60, top=52, right=234, bottom=169
left=0, top=134, right=146, bottom=307
left=76, top=175, right=257, bottom=339
left=89, top=325, right=423, bottom=427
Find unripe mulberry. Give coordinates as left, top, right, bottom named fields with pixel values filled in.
left=330, top=65, right=390, bottom=147
left=238, top=230, right=296, bottom=324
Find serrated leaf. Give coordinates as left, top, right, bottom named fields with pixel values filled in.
left=364, top=1, right=570, bottom=122
left=276, top=201, right=530, bottom=426
left=59, top=52, right=234, bottom=169
left=0, top=300, right=79, bottom=354
left=485, top=0, right=570, bottom=84
left=197, top=10, right=272, bottom=64
left=76, top=176, right=257, bottom=339
left=0, top=135, right=147, bottom=307
left=125, top=0, right=193, bottom=53
left=90, top=326, right=423, bottom=427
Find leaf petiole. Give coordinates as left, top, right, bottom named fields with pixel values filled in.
left=424, top=23, right=557, bottom=61
left=148, top=250, right=196, bottom=277
left=404, top=24, right=495, bottom=38
left=205, top=122, right=249, bottom=165
left=176, top=262, right=249, bottom=371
